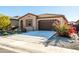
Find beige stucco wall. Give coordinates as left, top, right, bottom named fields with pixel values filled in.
left=19, top=14, right=37, bottom=31
left=37, top=17, right=66, bottom=30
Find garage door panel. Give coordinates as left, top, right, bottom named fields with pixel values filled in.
left=38, top=20, right=54, bottom=30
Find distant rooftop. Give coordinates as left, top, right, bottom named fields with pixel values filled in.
left=11, top=16, right=21, bottom=19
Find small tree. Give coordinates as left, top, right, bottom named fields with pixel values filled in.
left=0, top=16, right=11, bottom=35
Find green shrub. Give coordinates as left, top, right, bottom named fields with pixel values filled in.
left=3, top=31, right=8, bottom=36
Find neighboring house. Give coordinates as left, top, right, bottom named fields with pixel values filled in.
left=10, top=16, right=20, bottom=27
left=68, top=21, right=79, bottom=32
left=69, top=21, right=76, bottom=25
left=9, top=16, right=20, bottom=31
left=19, top=13, right=68, bottom=31
left=76, top=20, right=79, bottom=25
left=74, top=20, right=79, bottom=32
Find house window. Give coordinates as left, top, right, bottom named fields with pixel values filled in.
left=26, top=19, right=32, bottom=27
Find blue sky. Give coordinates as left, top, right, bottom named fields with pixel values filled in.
left=0, top=6, right=79, bottom=21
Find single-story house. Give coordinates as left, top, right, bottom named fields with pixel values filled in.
left=19, top=13, right=68, bottom=31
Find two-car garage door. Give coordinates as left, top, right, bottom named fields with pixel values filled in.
left=38, top=20, right=54, bottom=31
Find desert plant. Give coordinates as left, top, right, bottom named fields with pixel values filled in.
left=59, top=23, right=70, bottom=32
left=3, top=31, right=8, bottom=35
left=53, top=21, right=70, bottom=36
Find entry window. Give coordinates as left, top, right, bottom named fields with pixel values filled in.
left=26, top=19, right=32, bottom=27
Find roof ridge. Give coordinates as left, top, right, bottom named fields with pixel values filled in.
left=19, top=13, right=38, bottom=19
left=38, top=13, right=64, bottom=16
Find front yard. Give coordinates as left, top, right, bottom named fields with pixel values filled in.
left=0, top=31, right=79, bottom=53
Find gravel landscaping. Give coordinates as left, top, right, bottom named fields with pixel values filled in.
left=44, top=34, right=79, bottom=50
